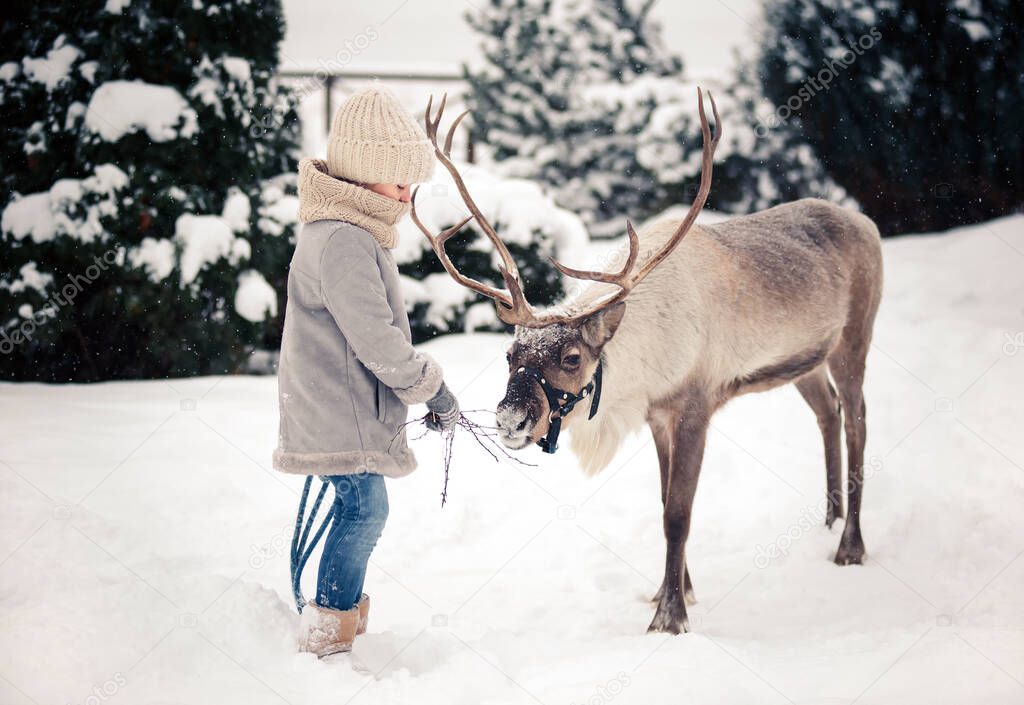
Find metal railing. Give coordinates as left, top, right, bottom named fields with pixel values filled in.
left=276, top=69, right=475, bottom=163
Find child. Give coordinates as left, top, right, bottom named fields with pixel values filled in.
left=273, top=86, right=461, bottom=658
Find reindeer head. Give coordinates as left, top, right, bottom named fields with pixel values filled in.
left=495, top=304, right=625, bottom=448
left=411, top=90, right=720, bottom=453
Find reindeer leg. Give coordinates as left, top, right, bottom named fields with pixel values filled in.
left=649, top=407, right=708, bottom=634
left=795, top=367, right=844, bottom=528
left=652, top=566, right=696, bottom=606
left=684, top=565, right=696, bottom=605
left=648, top=416, right=672, bottom=604
left=648, top=416, right=699, bottom=606
left=829, top=344, right=868, bottom=565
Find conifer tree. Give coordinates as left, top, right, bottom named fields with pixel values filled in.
left=0, top=0, right=300, bottom=381
left=464, top=0, right=682, bottom=237
left=757, top=0, right=1024, bottom=233
left=464, top=0, right=844, bottom=235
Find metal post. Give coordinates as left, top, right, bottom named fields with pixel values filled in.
left=324, top=75, right=335, bottom=135
left=275, top=70, right=466, bottom=146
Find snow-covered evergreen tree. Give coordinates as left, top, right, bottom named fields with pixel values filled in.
left=464, top=0, right=845, bottom=237
left=756, top=0, right=1023, bottom=233
left=464, top=0, right=683, bottom=237
left=633, top=59, right=852, bottom=216
left=0, top=0, right=300, bottom=381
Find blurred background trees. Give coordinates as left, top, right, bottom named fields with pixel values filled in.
left=463, top=0, right=849, bottom=236
left=757, top=0, right=1023, bottom=234
left=463, top=0, right=684, bottom=237
left=2, top=0, right=1020, bottom=381
left=465, top=0, right=1021, bottom=236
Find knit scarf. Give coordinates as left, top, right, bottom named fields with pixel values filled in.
left=297, top=158, right=409, bottom=249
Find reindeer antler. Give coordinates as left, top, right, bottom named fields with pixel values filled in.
left=410, top=94, right=523, bottom=322
left=410, top=88, right=721, bottom=328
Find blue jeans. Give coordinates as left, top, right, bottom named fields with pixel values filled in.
left=316, top=473, right=389, bottom=611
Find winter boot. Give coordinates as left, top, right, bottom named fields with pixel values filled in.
left=356, top=594, right=370, bottom=635
left=299, top=601, right=361, bottom=658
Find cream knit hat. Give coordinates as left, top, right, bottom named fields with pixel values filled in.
left=326, top=87, right=435, bottom=185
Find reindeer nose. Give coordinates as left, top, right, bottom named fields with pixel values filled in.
left=496, top=403, right=529, bottom=436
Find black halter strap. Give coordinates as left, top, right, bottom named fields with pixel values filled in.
left=516, top=360, right=604, bottom=454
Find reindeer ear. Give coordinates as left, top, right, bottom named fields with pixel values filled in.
left=579, top=302, right=626, bottom=349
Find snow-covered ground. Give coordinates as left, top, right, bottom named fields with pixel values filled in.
left=2, top=214, right=1023, bottom=705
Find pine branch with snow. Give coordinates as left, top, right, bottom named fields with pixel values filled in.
left=0, top=0, right=301, bottom=381
left=756, top=0, right=1024, bottom=233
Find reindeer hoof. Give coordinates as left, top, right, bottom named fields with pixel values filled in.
left=684, top=588, right=697, bottom=606
left=647, top=613, right=689, bottom=634
left=648, top=600, right=689, bottom=634
left=834, top=550, right=865, bottom=565
left=834, top=537, right=866, bottom=565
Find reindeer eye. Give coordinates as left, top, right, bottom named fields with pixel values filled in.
left=562, top=353, right=581, bottom=368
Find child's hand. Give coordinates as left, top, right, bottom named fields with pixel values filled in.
left=425, top=382, right=460, bottom=432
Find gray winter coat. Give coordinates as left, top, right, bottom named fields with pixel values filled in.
left=273, top=220, right=443, bottom=477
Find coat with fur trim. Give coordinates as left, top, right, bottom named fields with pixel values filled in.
left=273, top=219, right=443, bottom=477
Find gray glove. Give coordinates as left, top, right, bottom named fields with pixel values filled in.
left=425, top=381, right=460, bottom=432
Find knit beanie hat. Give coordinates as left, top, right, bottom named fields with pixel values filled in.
left=326, top=86, right=435, bottom=185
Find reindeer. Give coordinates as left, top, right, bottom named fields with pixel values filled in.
left=411, top=90, right=883, bottom=634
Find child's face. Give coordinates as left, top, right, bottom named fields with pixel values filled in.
left=366, top=183, right=412, bottom=203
